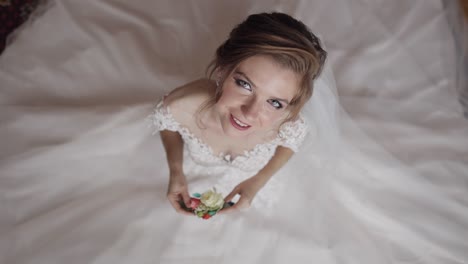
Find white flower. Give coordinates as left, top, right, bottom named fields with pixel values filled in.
left=200, top=189, right=224, bottom=209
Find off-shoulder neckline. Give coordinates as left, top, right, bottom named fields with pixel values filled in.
left=162, top=102, right=283, bottom=163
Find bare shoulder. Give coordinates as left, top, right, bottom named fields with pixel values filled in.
left=164, top=78, right=215, bottom=124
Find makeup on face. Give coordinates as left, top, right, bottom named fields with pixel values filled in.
left=229, top=114, right=251, bottom=131
left=232, top=71, right=290, bottom=111
left=214, top=55, right=301, bottom=137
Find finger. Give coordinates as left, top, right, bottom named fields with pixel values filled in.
left=220, top=200, right=250, bottom=214
left=219, top=197, right=248, bottom=214
left=168, top=196, right=182, bottom=211
left=178, top=208, right=194, bottom=216
left=168, top=196, right=194, bottom=216
left=224, top=187, right=239, bottom=204
left=181, top=190, right=191, bottom=208
left=175, top=203, right=194, bottom=216
left=219, top=203, right=238, bottom=214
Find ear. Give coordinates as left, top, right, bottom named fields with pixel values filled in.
left=213, top=67, right=228, bottom=90
left=214, top=67, right=225, bottom=82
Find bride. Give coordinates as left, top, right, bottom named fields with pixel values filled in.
left=1, top=3, right=467, bottom=264
left=152, top=12, right=327, bottom=214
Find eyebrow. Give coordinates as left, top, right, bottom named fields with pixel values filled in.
left=234, top=70, right=291, bottom=104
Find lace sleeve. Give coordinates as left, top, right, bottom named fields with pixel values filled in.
left=148, top=99, right=181, bottom=133
left=277, top=116, right=308, bottom=152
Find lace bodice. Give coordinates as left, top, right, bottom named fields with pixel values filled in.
left=148, top=99, right=308, bottom=208
left=150, top=100, right=307, bottom=169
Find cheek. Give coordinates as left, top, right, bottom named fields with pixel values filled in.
left=217, top=85, right=241, bottom=106
left=259, top=111, right=288, bottom=127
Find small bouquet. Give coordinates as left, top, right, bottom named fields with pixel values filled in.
left=182, top=188, right=234, bottom=219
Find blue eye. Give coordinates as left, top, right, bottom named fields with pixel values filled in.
left=235, top=79, right=252, bottom=91
left=268, top=99, right=283, bottom=109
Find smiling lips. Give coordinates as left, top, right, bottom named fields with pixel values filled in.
left=230, top=114, right=251, bottom=131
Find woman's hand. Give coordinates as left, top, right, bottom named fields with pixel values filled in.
left=220, top=176, right=264, bottom=214
left=167, top=172, right=193, bottom=216
left=220, top=147, right=293, bottom=214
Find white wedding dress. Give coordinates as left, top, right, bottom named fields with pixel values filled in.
left=149, top=98, right=307, bottom=209
left=1, top=1, right=467, bottom=264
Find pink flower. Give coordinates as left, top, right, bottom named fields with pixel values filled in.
left=190, top=198, right=201, bottom=209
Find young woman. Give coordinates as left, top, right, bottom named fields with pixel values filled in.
left=149, top=12, right=327, bottom=214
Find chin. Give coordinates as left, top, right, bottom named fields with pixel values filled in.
left=223, top=126, right=253, bottom=138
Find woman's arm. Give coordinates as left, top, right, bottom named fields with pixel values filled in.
left=160, top=130, right=192, bottom=215
left=160, top=130, right=184, bottom=175
left=158, top=79, right=214, bottom=215
left=221, top=146, right=294, bottom=213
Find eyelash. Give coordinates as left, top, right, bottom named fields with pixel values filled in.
left=268, top=99, right=283, bottom=109
left=234, top=78, right=284, bottom=110
left=235, top=78, right=252, bottom=91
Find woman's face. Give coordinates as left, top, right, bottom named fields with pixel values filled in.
left=214, top=55, right=301, bottom=138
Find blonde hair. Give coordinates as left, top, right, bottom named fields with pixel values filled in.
left=205, top=12, right=327, bottom=121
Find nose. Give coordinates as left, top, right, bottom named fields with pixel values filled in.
left=241, top=96, right=261, bottom=121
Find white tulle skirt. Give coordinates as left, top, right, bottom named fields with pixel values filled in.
left=1, top=1, right=467, bottom=263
